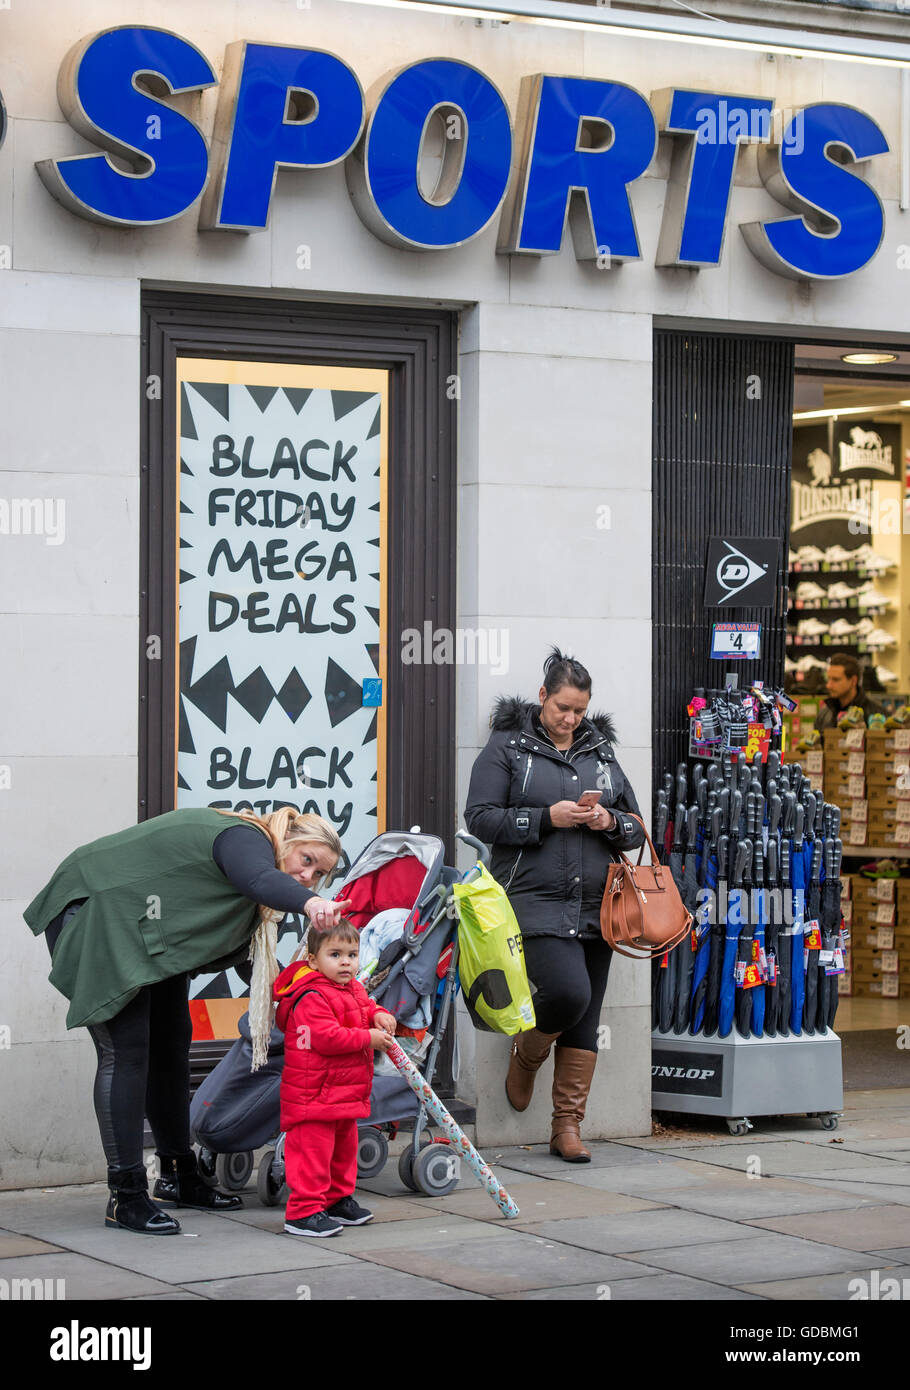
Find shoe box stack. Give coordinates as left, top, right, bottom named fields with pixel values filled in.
left=823, top=725, right=868, bottom=847
left=840, top=873, right=910, bottom=999
left=865, top=728, right=910, bottom=848
left=782, top=695, right=820, bottom=750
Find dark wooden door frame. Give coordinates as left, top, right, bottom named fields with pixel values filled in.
left=139, top=289, right=458, bottom=856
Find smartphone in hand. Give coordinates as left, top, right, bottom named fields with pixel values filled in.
left=576, top=790, right=601, bottom=809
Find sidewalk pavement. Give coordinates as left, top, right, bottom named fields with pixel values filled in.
left=2, top=1089, right=910, bottom=1301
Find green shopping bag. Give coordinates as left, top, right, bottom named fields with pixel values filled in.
left=453, top=864, right=536, bottom=1035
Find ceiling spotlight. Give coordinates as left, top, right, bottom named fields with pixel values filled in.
left=840, top=351, right=899, bottom=365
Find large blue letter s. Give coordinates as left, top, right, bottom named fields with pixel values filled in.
left=740, top=104, right=889, bottom=279
left=36, top=27, right=217, bottom=225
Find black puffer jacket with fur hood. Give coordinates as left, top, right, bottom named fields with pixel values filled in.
left=464, top=696, right=646, bottom=940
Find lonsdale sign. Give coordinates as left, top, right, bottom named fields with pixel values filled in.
left=35, top=25, right=891, bottom=280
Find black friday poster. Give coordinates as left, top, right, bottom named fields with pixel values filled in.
left=175, top=359, right=388, bottom=1019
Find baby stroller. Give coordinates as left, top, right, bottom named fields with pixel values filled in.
left=190, top=828, right=489, bottom=1203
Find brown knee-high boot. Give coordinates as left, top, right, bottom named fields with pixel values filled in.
left=505, top=1028, right=562, bottom=1111
left=549, top=1046, right=597, bottom=1162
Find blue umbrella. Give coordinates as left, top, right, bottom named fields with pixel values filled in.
left=789, top=801, right=807, bottom=1036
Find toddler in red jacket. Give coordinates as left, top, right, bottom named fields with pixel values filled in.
left=273, top=920, right=396, bottom=1237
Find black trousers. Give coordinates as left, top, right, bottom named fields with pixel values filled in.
left=521, top=935, right=613, bottom=1051
left=46, top=905, right=193, bottom=1183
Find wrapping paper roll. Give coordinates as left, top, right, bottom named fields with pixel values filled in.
left=385, top=1040, right=519, bottom=1220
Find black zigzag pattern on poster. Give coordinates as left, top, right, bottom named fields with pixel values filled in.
left=180, top=640, right=313, bottom=734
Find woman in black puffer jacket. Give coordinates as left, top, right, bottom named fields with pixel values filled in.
left=464, top=647, right=645, bottom=1162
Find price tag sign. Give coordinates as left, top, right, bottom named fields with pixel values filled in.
left=710, top=623, right=761, bottom=660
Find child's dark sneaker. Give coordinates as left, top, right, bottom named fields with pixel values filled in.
left=325, top=1196, right=374, bottom=1225
left=284, top=1211, right=343, bottom=1237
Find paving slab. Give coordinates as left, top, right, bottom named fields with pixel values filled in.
left=867, top=1246, right=910, bottom=1262
left=184, top=1265, right=491, bottom=1300
left=0, top=1250, right=175, bottom=1300
left=214, top=1192, right=431, bottom=1232
left=498, top=1274, right=764, bottom=1300
left=546, top=1158, right=747, bottom=1195
left=738, top=1265, right=910, bottom=1300
left=637, top=1177, right=888, bottom=1220
left=354, top=1231, right=665, bottom=1295
left=796, top=1178, right=910, bottom=1206
left=621, top=1232, right=878, bottom=1282
left=492, top=1142, right=678, bottom=1173
left=418, top=1178, right=663, bottom=1223
left=286, top=1210, right=517, bottom=1254
left=669, top=1141, right=907, bottom=1178
left=354, top=1162, right=536, bottom=1198
left=123, top=1291, right=210, bottom=1300
left=509, top=1208, right=769, bottom=1254
left=744, top=1204, right=910, bottom=1251
left=0, top=1232, right=63, bottom=1257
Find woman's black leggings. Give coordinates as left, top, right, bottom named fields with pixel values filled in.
left=46, top=907, right=193, bottom=1182
left=521, top=936, right=613, bottom=1051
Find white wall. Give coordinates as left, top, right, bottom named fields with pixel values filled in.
left=2, top=0, right=908, bottom=1185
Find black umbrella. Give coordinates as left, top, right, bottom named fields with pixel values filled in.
left=702, top=830, right=729, bottom=1036
left=651, top=792, right=670, bottom=1030
left=777, top=827, right=793, bottom=1038
left=659, top=799, right=687, bottom=1033
left=674, top=806, right=701, bottom=1034
left=734, top=792, right=763, bottom=1038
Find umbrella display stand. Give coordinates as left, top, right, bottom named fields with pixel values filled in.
left=652, top=742, right=847, bottom=1137
left=651, top=1026, right=843, bottom=1136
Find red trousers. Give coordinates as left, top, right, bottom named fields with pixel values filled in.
left=284, top=1118, right=359, bottom=1220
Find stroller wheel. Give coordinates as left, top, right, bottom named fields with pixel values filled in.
left=357, top=1127, right=388, bottom=1180
left=197, top=1147, right=219, bottom=1187
left=397, top=1133, right=432, bottom=1193
left=257, top=1152, right=287, bottom=1207
left=412, top=1141, right=460, bottom=1197
left=216, top=1151, right=254, bottom=1191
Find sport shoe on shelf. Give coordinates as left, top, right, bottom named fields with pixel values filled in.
left=824, top=544, right=856, bottom=565
left=827, top=618, right=859, bottom=639
left=876, top=665, right=899, bottom=684
left=796, top=617, right=830, bottom=638
left=325, top=1196, right=374, bottom=1226
left=825, top=581, right=860, bottom=602
left=864, top=628, right=898, bottom=649
left=852, top=617, right=875, bottom=637
left=794, top=580, right=828, bottom=601
left=858, top=592, right=891, bottom=611
left=795, top=654, right=828, bottom=673
left=795, top=545, right=826, bottom=565
left=284, top=1211, right=344, bottom=1238
left=860, top=553, right=895, bottom=573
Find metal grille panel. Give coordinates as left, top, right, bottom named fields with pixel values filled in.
left=652, top=330, right=794, bottom=788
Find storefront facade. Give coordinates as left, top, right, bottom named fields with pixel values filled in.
left=2, top=0, right=909, bottom=1188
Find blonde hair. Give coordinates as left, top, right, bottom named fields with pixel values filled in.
left=215, top=808, right=343, bottom=1069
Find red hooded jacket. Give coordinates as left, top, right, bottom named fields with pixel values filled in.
left=273, top=962, right=381, bottom=1125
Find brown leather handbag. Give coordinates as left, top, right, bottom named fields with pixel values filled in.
left=600, top=814, right=692, bottom=960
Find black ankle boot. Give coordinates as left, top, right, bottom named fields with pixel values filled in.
left=105, top=1168, right=180, bottom=1235
left=153, top=1152, right=243, bottom=1211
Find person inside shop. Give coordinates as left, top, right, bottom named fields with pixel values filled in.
left=24, top=805, right=350, bottom=1235
left=814, top=652, right=884, bottom=731
left=464, top=646, right=646, bottom=1161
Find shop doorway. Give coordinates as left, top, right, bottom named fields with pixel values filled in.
left=139, top=292, right=458, bottom=1082
left=787, top=342, right=910, bottom=1065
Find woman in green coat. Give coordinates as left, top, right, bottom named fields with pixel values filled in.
left=25, top=805, right=349, bottom=1235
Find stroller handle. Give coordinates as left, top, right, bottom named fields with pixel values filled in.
left=455, top=828, right=491, bottom=867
